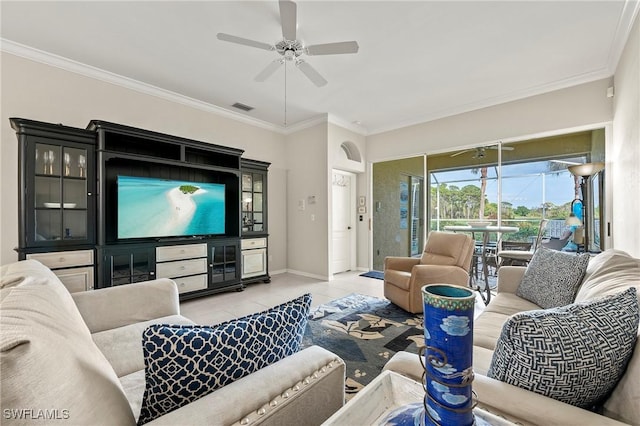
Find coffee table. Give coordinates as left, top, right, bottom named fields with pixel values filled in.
left=323, top=370, right=515, bottom=425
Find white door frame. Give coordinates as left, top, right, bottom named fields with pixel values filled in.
left=331, top=170, right=357, bottom=275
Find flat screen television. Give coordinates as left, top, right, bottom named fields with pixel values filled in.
left=117, top=175, right=225, bottom=239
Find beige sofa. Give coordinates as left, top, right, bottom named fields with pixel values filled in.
left=1, top=259, right=345, bottom=425
left=384, top=249, right=640, bottom=425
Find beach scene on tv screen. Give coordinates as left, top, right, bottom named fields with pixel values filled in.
left=117, top=176, right=225, bottom=239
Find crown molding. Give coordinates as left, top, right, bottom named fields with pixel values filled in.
left=606, top=0, right=640, bottom=74
left=280, top=113, right=369, bottom=136
left=327, top=113, right=368, bottom=136
left=1, top=38, right=286, bottom=134
left=281, top=114, right=328, bottom=135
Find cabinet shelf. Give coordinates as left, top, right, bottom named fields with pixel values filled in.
left=36, top=207, right=87, bottom=211
left=35, top=173, right=87, bottom=180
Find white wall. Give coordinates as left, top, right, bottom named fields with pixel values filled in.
left=285, top=123, right=329, bottom=279
left=366, top=78, right=613, bottom=163
left=0, top=52, right=288, bottom=269
left=612, top=13, right=640, bottom=258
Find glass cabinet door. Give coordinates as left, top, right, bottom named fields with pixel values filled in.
left=30, top=141, right=93, bottom=246
left=241, top=171, right=265, bottom=233
left=210, top=242, right=239, bottom=284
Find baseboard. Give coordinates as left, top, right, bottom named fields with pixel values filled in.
left=286, top=269, right=329, bottom=281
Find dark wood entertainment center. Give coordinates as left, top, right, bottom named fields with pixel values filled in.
left=11, top=118, right=270, bottom=299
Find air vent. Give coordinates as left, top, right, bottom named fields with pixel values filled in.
left=231, top=102, right=254, bottom=112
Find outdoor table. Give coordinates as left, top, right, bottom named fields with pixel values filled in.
left=444, top=224, right=519, bottom=304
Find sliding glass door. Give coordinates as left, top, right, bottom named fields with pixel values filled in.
left=427, top=130, right=605, bottom=252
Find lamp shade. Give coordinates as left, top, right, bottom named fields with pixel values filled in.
left=568, top=162, right=605, bottom=177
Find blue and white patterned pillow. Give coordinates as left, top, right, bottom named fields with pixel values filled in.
left=488, top=287, right=639, bottom=409
left=516, top=247, right=590, bottom=308
left=137, top=293, right=312, bottom=425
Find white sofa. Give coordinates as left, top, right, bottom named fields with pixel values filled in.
left=384, top=249, right=640, bottom=425
left=1, top=259, right=346, bottom=425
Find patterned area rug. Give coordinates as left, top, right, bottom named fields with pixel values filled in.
left=359, top=270, right=384, bottom=280
left=302, top=293, right=423, bottom=400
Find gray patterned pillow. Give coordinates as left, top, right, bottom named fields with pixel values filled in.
left=488, top=288, right=639, bottom=409
left=516, top=247, right=590, bottom=308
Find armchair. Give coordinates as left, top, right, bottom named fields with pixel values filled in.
left=383, top=231, right=475, bottom=313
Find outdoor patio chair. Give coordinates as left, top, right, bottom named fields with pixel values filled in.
left=497, top=219, right=549, bottom=268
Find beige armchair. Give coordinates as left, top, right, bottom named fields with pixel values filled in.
left=383, top=231, right=475, bottom=313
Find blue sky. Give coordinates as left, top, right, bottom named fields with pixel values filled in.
left=431, top=160, right=578, bottom=209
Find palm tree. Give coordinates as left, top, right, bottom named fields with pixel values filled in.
left=471, top=167, right=488, bottom=219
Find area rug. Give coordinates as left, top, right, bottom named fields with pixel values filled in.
left=302, top=293, right=423, bottom=400
left=359, top=270, right=384, bottom=280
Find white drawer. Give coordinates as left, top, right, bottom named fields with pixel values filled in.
left=156, top=258, right=208, bottom=278
left=27, top=250, right=93, bottom=269
left=241, top=238, right=267, bottom=250
left=173, top=274, right=208, bottom=294
left=242, top=248, right=267, bottom=278
left=54, top=266, right=94, bottom=293
left=156, top=243, right=207, bottom=262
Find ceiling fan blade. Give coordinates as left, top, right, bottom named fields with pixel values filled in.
left=488, top=145, right=515, bottom=151
left=296, top=60, right=327, bottom=87
left=279, top=0, right=297, bottom=40
left=450, top=149, right=471, bottom=157
left=255, top=60, right=283, bottom=82
left=306, top=41, right=359, bottom=56
left=217, top=33, right=274, bottom=51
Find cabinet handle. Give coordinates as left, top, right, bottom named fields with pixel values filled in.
left=59, top=257, right=65, bottom=262
left=180, top=266, right=186, bottom=270
left=150, top=272, right=155, bottom=275
left=87, top=192, right=92, bottom=196
left=180, top=249, right=186, bottom=254
left=179, top=282, right=185, bottom=287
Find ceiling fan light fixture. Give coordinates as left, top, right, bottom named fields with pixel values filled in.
left=216, top=0, right=359, bottom=88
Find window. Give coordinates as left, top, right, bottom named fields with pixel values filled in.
left=426, top=130, right=605, bottom=252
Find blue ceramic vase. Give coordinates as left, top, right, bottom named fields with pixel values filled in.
left=420, top=284, right=476, bottom=425
left=382, top=284, right=476, bottom=426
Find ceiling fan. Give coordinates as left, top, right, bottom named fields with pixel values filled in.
left=216, top=0, right=359, bottom=87
left=451, top=145, right=515, bottom=159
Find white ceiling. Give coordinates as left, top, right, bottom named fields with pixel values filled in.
left=1, top=1, right=638, bottom=135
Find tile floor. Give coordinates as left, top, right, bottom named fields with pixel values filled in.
left=180, top=271, right=486, bottom=324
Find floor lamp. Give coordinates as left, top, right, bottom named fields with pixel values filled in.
left=567, top=162, right=605, bottom=253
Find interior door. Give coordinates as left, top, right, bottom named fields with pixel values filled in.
left=332, top=171, right=354, bottom=274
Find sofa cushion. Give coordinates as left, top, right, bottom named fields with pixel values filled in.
left=93, top=314, right=195, bottom=377
left=137, top=293, right=312, bottom=424
left=515, top=248, right=590, bottom=308
left=488, top=287, right=639, bottom=410
left=0, top=260, right=135, bottom=425
left=575, top=249, right=640, bottom=303
left=120, top=370, right=146, bottom=423
left=603, top=336, right=640, bottom=424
